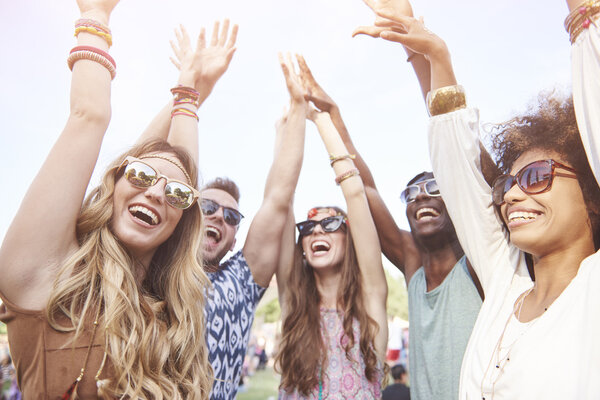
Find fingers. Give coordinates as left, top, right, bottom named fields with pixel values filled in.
left=379, top=29, right=409, bottom=45
left=227, top=24, right=239, bottom=49
left=169, top=39, right=183, bottom=61
left=169, top=56, right=181, bottom=70
left=295, top=54, right=315, bottom=82
left=210, top=21, right=220, bottom=47
left=218, top=19, right=230, bottom=47
left=196, top=27, right=206, bottom=51
left=352, top=25, right=386, bottom=38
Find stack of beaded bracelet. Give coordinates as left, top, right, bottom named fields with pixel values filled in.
left=170, top=86, right=202, bottom=108
left=329, top=154, right=356, bottom=167
left=565, top=0, right=600, bottom=44
left=75, top=18, right=113, bottom=47
left=171, top=107, right=199, bottom=121
left=67, top=45, right=117, bottom=79
left=335, top=168, right=360, bottom=185
left=426, top=85, right=466, bottom=117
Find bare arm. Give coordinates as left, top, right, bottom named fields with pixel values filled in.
left=310, top=110, right=388, bottom=361
left=243, top=54, right=307, bottom=288
left=296, top=56, right=421, bottom=281
left=0, top=0, right=120, bottom=309
left=137, top=20, right=238, bottom=149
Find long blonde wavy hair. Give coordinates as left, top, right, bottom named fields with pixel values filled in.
left=275, top=206, right=380, bottom=396
left=46, top=139, right=212, bottom=399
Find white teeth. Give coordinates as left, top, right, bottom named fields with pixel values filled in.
left=508, top=211, right=539, bottom=222
left=205, top=226, right=222, bottom=241
left=416, top=207, right=440, bottom=221
left=311, top=240, right=330, bottom=252
left=129, top=205, right=159, bottom=225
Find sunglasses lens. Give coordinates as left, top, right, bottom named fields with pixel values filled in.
left=165, top=182, right=195, bottom=209
left=322, top=216, right=344, bottom=232
left=200, top=199, right=219, bottom=215
left=125, top=161, right=157, bottom=188
left=400, top=186, right=419, bottom=203
left=223, top=209, right=243, bottom=226
left=296, top=221, right=315, bottom=236
left=492, top=175, right=513, bottom=205
left=425, top=180, right=440, bottom=196
left=518, top=161, right=552, bottom=194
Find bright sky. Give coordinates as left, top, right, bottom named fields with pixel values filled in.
left=0, top=1, right=573, bottom=272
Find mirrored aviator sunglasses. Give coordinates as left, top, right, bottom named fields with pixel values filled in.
left=120, top=156, right=200, bottom=210
left=491, top=159, right=578, bottom=206
left=400, top=179, right=441, bottom=204
left=296, top=215, right=347, bottom=237
left=200, top=198, right=244, bottom=226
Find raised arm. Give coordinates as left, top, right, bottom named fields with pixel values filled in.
left=309, top=110, right=388, bottom=360
left=0, top=0, right=120, bottom=309
left=567, top=1, right=600, bottom=183
left=242, top=54, right=307, bottom=288
left=296, top=56, right=421, bottom=281
left=137, top=20, right=238, bottom=150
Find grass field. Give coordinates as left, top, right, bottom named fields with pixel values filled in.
left=236, top=367, right=280, bottom=400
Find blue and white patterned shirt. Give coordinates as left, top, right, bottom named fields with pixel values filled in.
left=205, top=250, right=267, bottom=400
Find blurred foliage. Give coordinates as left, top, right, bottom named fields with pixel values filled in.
left=255, top=297, right=281, bottom=323
left=386, top=269, right=409, bottom=320
left=0, top=321, right=6, bottom=335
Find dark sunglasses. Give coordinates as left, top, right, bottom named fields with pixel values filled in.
left=400, top=179, right=441, bottom=204
left=120, top=156, right=200, bottom=210
left=296, top=215, right=347, bottom=237
left=200, top=198, right=244, bottom=226
left=492, top=159, right=578, bottom=206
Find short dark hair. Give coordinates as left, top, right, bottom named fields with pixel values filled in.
left=406, top=171, right=434, bottom=187
left=391, top=364, right=407, bottom=380
left=202, top=177, right=241, bottom=204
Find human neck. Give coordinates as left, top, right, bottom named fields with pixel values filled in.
left=203, top=261, right=220, bottom=273
left=419, top=238, right=463, bottom=291
left=131, top=250, right=156, bottom=284
left=313, top=267, right=342, bottom=309
left=531, top=240, right=594, bottom=298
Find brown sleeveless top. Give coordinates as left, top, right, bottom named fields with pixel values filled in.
left=0, top=293, right=110, bottom=399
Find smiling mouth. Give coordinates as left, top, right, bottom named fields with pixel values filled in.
left=311, top=240, right=330, bottom=254
left=508, top=211, right=540, bottom=223
left=129, top=205, right=159, bottom=225
left=416, top=207, right=440, bottom=221
left=206, top=226, right=222, bottom=243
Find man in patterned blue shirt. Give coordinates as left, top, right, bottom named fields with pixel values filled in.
left=199, top=69, right=307, bottom=398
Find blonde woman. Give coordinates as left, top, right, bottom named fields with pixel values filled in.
left=0, top=0, right=218, bottom=398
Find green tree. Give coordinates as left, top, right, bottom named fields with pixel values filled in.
left=386, top=269, right=409, bottom=320
left=255, top=297, right=281, bottom=323
left=0, top=321, right=6, bottom=335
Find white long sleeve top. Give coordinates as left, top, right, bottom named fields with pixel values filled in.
left=427, top=22, right=600, bottom=400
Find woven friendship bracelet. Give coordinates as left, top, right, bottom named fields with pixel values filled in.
left=426, top=85, right=466, bottom=117
left=67, top=49, right=116, bottom=80
left=565, top=0, right=600, bottom=43
left=75, top=18, right=111, bottom=34
left=335, top=168, right=360, bottom=185
left=329, top=154, right=356, bottom=167
left=75, top=26, right=113, bottom=47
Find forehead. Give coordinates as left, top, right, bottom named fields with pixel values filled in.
left=511, top=149, right=566, bottom=174
left=140, top=153, right=187, bottom=182
left=201, top=188, right=239, bottom=209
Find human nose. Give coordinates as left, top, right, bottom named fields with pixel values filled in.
left=414, top=185, right=429, bottom=202
left=144, top=178, right=167, bottom=204
left=312, top=222, right=325, bottom=235
left=503, top=181, right=526, bottom=205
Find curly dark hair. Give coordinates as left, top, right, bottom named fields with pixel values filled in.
left=491, top=93, right=600, bottom=250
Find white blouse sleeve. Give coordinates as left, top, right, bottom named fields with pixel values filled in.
left=572, top=22, right=600, bottom=182
left=428, top=108, right=518, bottom=293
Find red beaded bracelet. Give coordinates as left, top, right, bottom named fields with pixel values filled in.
left=70, top=46, right=116, bottom=69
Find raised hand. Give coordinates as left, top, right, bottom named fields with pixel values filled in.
left=295, top=55, right=338, bottom=113
left=278, top=53, right=307, bottom=106
left=170, top=20, right=238, bottom=103
left=374, top=16, right=447, bottom=60
left=353, top=0, right=412, bottom=38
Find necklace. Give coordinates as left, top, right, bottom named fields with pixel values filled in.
left=480, top=286, right=543, bottom=400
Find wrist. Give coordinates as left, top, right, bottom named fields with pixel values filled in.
left=80, top=10, right=110, bottom=26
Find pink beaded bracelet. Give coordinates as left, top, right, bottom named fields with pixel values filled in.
left=67, top=48, right=116, bottom=80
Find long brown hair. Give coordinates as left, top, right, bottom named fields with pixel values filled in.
left=275, top=206, right=380, bottom=395
left=46, top=139, right=213, bottom=399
